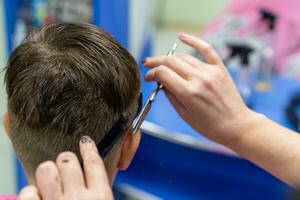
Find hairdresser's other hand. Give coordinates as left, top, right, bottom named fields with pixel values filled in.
left=24, top=136, right=113, bottom=200
left=144, top=33, right=257, bottom=145
left=19, top=185, right=40, bottom=200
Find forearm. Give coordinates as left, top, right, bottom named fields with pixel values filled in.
left=226, top=112, right=300, bottom=187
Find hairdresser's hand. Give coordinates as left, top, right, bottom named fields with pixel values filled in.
left=144, top=33, right=257, bottom=145
left=19, top=136, right=113, bottom=200
left=19, top=185, right=40, bottom=200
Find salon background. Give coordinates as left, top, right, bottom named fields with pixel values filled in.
left=1, top=0, right=300, bottom=199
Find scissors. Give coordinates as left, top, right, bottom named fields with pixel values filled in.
left=97, top=43, right=177, bottom=157
left=131, top=43, right=178, bottom=134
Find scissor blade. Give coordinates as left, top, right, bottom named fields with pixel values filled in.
left=131, top=43, right=177, bottom=134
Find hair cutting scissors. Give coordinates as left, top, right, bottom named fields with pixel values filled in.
left=98, top=43, right=177, bottom=157
left=131, top=43, right=178, bottom=134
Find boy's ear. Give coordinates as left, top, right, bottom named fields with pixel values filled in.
left=3, top=112, right=12, bottom=138
left=117, top=130, right=141, bottom=170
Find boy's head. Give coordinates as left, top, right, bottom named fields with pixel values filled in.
left=3, top=22, right=141, bottom=184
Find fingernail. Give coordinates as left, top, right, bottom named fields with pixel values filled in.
left=81, top=135, right=92, bottom=144
left=80, top=135, right=97, bottom=152
left=178, top=32, right=189, bottom=39
left=142, top=58, right=148, bottom=64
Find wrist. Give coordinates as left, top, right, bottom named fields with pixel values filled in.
left=219, top=109, right=266, bottom=147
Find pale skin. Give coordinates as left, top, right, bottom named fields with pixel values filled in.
left=3, top=112, right=141, bottom=199
left=18, top=136, right=114, bottom=200
left=16, top=32, right=300, bottom=198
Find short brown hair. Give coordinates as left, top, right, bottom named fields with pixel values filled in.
left=4, top=22, right=140, bottom=177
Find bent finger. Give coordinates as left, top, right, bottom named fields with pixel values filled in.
left=36, top=161, right=62, bottom=200
left=144, top=65, right=187, bottom=98
left=178, top=33, right=223, bottom=65
left=143, top=55, right=196, bottom=79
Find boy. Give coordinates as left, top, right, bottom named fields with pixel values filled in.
left=3, top=22, right=141, bottom=186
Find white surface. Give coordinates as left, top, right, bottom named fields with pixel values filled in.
left=129, top=0, right=154, bottom=59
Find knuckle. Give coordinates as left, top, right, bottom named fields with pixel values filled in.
left=202, top=76, right=214, bottom=89
left=188, top=82, right=203, bottom=97
left=203, top=45, right=214, bottom=55
left=154, top=65, right=166, bottom=76
left=211, top=68, right=224, bottom=81
left=164, top=56, right=174, bottom=65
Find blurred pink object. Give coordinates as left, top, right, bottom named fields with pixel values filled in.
left=0, top=195, right=18, bottom=200
left=202, top=0, right=300, bottom=75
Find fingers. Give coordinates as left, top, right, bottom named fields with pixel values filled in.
left=35, top=161, right=62, bottom=200
left=19, top=185, right=40, bottom=200
left=79, top=136, right=111, bottom=191
left=174, top=53, right=204, bottom=67
left=56, top=151, right=85, bottom=193
left=143, top=33, right=223, bottom=99
left=164, top=89, right=189, bottom=121
left=178, top=33, right=223, bottom=65
left=32, top=137, right=112, bottom=200
left=144, top=65, right=188, bottom=97
left=143, top=55, right=197, bottom=79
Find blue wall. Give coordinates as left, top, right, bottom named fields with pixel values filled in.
left=93, top=0, right=129, bottom=48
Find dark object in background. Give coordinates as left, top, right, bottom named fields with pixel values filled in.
left=286, top=92, right=300, bottom=132
left=226, top=44, right=254, bottom=109
left=227, top=44, right=254, bottom=66
left=260, top=9, right=278, bottom=31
